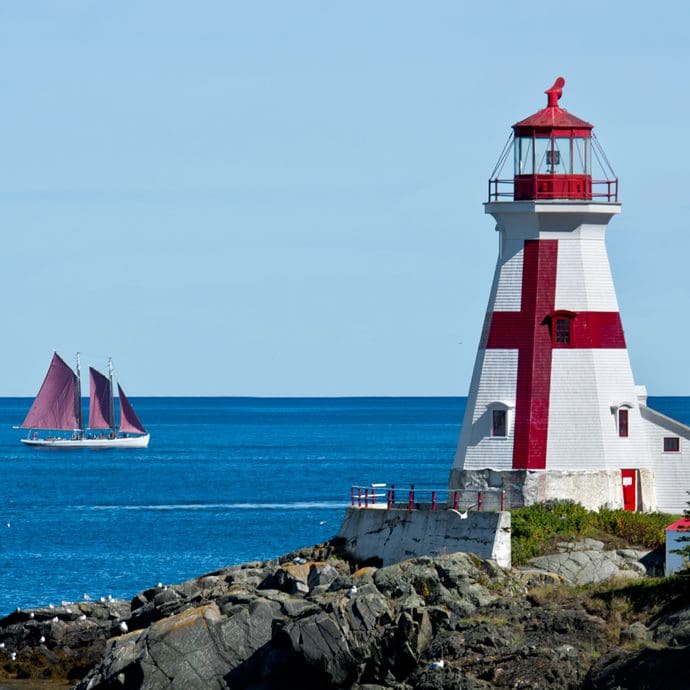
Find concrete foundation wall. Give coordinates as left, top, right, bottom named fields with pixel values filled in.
left=448, top=467, right=656, bottom=512
left=337, top=507, right=511, bottom=568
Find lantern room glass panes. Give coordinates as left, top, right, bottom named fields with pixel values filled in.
left=515, top=137, right=534, bottom=174
left=514, top=136, right=591, bottom=175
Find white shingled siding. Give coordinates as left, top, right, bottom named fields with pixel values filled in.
left=547, top=349, right=651, bottom=471
left=454, top=237, right=524, bottom=471
left=493, top=237, right=524, bottom=311
left=454, top=349, right=518, bottom=471
left=641, top=405, right=690, bottom=513
left=554, top=235, right=620, bottom=312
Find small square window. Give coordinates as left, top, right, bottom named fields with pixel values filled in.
left=664, top=437, right=680, bottom=452
left=618, top=409, right=629, bottom=438
left=555, top=318, right=571, bottom=344
left=492, top=410, right=507, bottom=437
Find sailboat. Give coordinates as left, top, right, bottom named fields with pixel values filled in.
left=20, top=352, right=150, bottom=448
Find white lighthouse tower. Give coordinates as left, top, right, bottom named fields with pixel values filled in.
left=450, top=77, right=690, bottom=513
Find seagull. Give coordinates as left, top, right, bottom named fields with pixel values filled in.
left=157, top=582, right=163, bottom=588
left=10, top=652, right=16, bottom=661
left=39, top=636, right=45, bottom=644
left=48, top=604, right=54, bottom=609
left=118, top=621, right=128, bottom=633
left=99, top=597, right=105, bottom=603
left=450, top=508, right=469, bottom=520
left=6, top=523, right=9, bottom=528
left=292, top=557, right=307, bottom=565
left=51, top=616, right=58, bottom=623
left=319, top=521, right=327, bottom=525
left=107, top=595, right=113, bottom=602
left=0, top=642, right=4, bottom=648
left=347, top=585, right=357, bottom=598
left=29, top=612, right=34, bottom=619
left=428, top=659, right=445, bottom=670
left=83, top=593, right=91, bottom=601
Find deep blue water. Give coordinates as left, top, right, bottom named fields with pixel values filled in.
left=1, top=396, right=688, bottom=616
left=0, top=397, right=466, bottom=615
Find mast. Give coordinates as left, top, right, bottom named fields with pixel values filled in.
left=75, top=353, right=83, bottom=432
left=108, top=358, right=116, bottom=433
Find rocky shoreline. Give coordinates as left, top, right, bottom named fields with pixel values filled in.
left=1, top=539, right=689, bottom=689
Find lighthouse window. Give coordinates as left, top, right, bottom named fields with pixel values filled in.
left=515, top=137, right=534, bottom=175
left=492, top=410, right=507, bottom=437
left=572, top=138, right=591, bottom=175
left=618, top=409, right=629, bottom=438
left=555, top=318, right=571, bottom=345
left=553, top=138, right=571, bottom=173
left=664, top=437, right=680, bottom=452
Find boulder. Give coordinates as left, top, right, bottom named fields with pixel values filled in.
left=528, top=546, right=651, bottom=585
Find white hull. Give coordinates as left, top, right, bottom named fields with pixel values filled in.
left=21, top=434, right=150, bottom=449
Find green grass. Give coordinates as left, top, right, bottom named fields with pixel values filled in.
left=511, top=501, right=679, bottom=565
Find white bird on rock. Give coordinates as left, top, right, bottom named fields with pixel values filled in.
left=428, top=659, right=445, bottom=670
left=39, top=636, right=45, bottom=644
left=118, top=621, right=129, bottom=634
left=347, top=585, right=357, bottom=598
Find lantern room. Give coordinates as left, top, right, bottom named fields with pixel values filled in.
left=488, top=77, right=618, bottom=202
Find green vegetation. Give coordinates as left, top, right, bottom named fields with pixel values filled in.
left=511, top=501, right=679, bottom=565
left=526, top=575, right=690, bottom=642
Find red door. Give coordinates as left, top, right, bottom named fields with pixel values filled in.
left=621, top=469, right=637, bottom=512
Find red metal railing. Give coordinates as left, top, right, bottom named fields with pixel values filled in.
left=350, top=484, right=507, bottom=513
left=487, top=177, right=618, bottom=203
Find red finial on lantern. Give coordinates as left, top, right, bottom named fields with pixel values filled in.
left=545, top=77, right=565, bottom=107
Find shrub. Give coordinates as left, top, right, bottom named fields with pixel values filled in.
left=593, top=508, right=671, bottom=549
left=511, top=501, right=676, bottom=565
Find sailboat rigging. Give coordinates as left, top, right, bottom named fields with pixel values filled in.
left=20, top=353, right=150, bottom=448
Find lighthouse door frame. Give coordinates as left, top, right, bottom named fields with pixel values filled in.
left=621, top=469, right=638, bottom=512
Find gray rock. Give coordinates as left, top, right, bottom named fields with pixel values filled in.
left=529, top=548, right=648, bottom=584
left=557, top=538, right=605, bottom=552
left=620, top=621, right=649, bottom=642
left=651, top=606, right=690, bottom=646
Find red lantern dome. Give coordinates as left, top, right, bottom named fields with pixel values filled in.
left=488, top=77, right=618, bottom=202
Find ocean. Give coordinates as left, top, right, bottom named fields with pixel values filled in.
left=1, top=396, right=688, bottom=617
left=1, top=397, right=465, bottom=615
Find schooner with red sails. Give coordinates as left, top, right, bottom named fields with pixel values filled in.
left=19, top=352, right=150, bottom=448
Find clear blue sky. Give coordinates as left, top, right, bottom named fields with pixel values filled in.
left=1, top=1, right=688, bottom=396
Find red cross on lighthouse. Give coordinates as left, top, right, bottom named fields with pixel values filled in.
left=485, top=239, right=626, bottom=470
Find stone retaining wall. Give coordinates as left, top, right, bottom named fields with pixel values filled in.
left=337, top=506, right=511, bottom=568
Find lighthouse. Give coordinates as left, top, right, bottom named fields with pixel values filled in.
left=449, top=77, right=690, bottom=513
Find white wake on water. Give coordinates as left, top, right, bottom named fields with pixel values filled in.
left=82, top=502, right=348, bottom=511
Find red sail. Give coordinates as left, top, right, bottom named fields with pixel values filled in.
left=21, top=353, right=80, bottom=430
left=88, top=367, right=113, bottom=429
left=118, top=384, right=146, bottom=434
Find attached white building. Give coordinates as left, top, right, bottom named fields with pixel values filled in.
left=665, top=518, right=690, bottom=576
